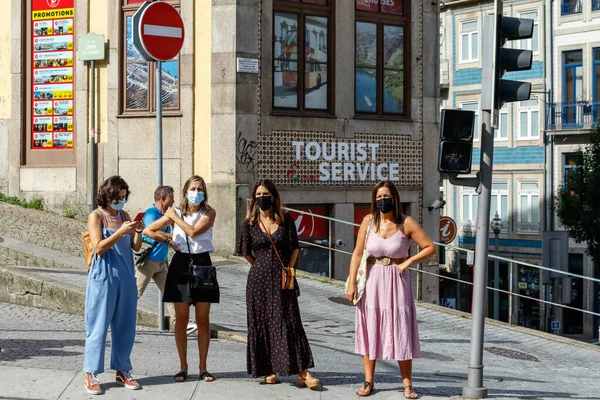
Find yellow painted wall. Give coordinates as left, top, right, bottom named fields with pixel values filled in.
left=0, top=0, right=11, bottom=119
left=88, top=0, right=108, bottom=143
left=194, top=1, right=211, bottom=182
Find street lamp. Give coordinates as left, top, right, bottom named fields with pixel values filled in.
left=491, top=211, right=502, bottom=321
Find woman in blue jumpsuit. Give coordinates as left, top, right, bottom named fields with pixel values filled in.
left=83, top=176, right=143, bottom=395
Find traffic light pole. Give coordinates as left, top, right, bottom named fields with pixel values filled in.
left=463, top=109, right=494, bottom=399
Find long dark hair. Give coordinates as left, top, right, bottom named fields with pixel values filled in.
left=96, top=175, right=130, bottom=208
left=180, top=175, right=211, bottom=216
left=370, top=180, right=404, bottom=232
left=247, top=179, right=285, bottom=225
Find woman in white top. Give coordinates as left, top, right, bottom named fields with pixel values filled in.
left=146, top=175, right=217, bottom=383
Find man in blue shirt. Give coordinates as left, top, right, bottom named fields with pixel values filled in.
left=137, top=186, right=197, bottom=334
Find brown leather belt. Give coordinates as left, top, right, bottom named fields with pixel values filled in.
left=367, top=256, right=406, bottom=266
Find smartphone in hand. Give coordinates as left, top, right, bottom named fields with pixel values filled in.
left=133, top=211, right=145, bottom=222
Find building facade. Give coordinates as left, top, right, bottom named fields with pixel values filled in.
left=439, top=0, right=546, bottom=328
left=545, top=0, right=600, bottom=338
left=0, top=0, right=441, bottom=294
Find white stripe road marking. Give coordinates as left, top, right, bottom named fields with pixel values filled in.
left=143, top=24, right=182, bottom=39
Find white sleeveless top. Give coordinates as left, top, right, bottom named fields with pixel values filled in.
left=172, top=208, right=214, bottom=254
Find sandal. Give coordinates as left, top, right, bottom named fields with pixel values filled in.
left=173, top=371, right=188, bottom=382
left=199, top=371, right=216, bottom=382
left=356, top=381, right=374, bottom=397
left=263, top=374, right=278, bottom=384
left=404, top=385, right=418, bottom=399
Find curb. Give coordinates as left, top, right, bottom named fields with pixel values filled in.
left=0, top=266, right=247, bottom=343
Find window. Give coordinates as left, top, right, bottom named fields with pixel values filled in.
left=519, top=11, right=538, bottom=54
left=355, top=0, right=409, bottom=117
left=460, top=101, right=479, bottom=141
left=490, top=182, right=509, bottom=232
left=273, top=1, right=332, bottom=113
left=594, top=48, right=600, bottom=120
left=563, top=152, right=580, bottom=194
left=496, top=104, right=508, bottom=141
left=461, top=187, right=478, bottom=232
left=459, top=20, right=478, bottom=63
left=518, top=99, right=539, bottom=139
left=121, top=1, right=180, bottom=113
left=561, top=0, right=582, bottom=15
left=518, top=182, right=540, bottom=233
left=563, top=51, right=583, bottom=126
left=594, top=0, right=600, bottom=11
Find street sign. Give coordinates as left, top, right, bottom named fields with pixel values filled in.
left=78, top=33, right=105, bottom=61
left=439, top=216, right=457, bottom=244
left=132, top=1, right=184, bottom=62
left=551, top=321, right=560, bottom=330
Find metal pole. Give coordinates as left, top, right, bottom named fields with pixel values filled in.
left=509, top=261, right=514, bottom=326
left=328, top=219, right=332, bottom=278
left=90, top=60, right=97, bottom=211
left=493, top=234, right=500, bottom=320
left=156, top=60, right=165, bottom=331
left=463, top=109, right=494, bottom=399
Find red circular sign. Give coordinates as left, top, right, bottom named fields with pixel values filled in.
left=439, top=216, right=457, bottom=244
left=139, top=2, right=184, bottom=61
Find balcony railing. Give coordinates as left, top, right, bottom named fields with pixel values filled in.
left=562, top=0, right=582, bottom=15
left=461, top=220, right=509, bottom=234
left=545, top=101, right=600, bottom=130
left=594, top=0, right=600, bottom=11
left=517, top=222, right=540, bottom=234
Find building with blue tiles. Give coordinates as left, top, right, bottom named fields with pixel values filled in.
left=439, top=0, right=546, bottom=330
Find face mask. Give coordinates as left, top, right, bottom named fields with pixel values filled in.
left=111, top=199, right=126, bottom=211
left=187, top=191, right=204, bottom=206
left=256, top=195, right=272, bottom=211
left=376, top=197, right=394, bottom=214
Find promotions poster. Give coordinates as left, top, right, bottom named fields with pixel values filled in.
left=31, top=0, right=74, bottom=149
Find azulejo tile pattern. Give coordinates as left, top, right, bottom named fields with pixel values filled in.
left=258, top=130, right=423, bottom=187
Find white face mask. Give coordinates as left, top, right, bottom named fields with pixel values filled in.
left=111, top=199, right=126, bottom=210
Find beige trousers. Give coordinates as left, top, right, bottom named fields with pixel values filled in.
left=135, top=258, right=175, bottom=318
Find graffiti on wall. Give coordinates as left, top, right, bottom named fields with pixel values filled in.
left=236, top=131, right=258, bottom=173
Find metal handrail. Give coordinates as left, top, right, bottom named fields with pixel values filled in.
left=286, top=207, right=600, bottom=322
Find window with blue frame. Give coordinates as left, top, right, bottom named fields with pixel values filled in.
left=562, top=0, right=582, bottom=15
left=594, top=48, right=600, bottom=122
left=563, top=50, right=583, bottom=127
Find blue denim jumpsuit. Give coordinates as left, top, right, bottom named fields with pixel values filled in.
left=83, top=208, right=137, bottom=374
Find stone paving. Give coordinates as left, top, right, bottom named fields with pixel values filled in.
left=1, top=202, right=600, bottom=399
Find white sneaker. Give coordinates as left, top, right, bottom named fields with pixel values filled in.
left=186, top=321, right=198, bottom=336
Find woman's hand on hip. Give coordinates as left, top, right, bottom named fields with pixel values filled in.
left=397, top=260, right=411, bottom=276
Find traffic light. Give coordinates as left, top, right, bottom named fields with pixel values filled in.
left=437, top=109, right=476, bottom=174
left=482, top=13, right=534, bottom=111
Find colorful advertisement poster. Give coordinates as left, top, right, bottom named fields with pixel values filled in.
left=31, top=0, right=74, bottom=150
left=356, top=0, right=403, bottom=15
left=33, top=51, right=73, bottom=68
left=34, top=101, right=53, bottom=116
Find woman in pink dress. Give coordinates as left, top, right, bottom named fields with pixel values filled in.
left=346, top=181, right=435, bottom=398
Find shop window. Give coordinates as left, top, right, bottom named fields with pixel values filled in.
left=287, top=206, right=330, bottom=276
left=273, top=1, right=332, bottom=114
left=355, top=0, right=409, bottom=117
left=121, top=1, right=180, bottom=114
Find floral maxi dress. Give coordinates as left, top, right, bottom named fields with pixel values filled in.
left=237, top=213, right=315, bottom=378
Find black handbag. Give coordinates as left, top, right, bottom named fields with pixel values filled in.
left=133, top=241, right=157, bottom=267
left=185, top=235, right=218, bottom=291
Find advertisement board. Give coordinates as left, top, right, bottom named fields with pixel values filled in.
left=31, top=0, right=75, bottom=149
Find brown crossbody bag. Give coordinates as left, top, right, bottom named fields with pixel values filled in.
left=260, top=219, right=300, bottom=297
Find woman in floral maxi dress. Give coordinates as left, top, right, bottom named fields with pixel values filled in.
left=237, top=179, right=320, bottom=388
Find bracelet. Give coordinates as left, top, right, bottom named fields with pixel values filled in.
left=135, top=229, right=143, bottom=234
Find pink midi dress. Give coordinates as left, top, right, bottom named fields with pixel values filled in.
left=355, top=225, right=421, bottom=361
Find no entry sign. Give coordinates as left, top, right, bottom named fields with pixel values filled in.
left=132, top=1, right=184, bottom=62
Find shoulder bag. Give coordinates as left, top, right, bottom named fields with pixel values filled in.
left=345, top=216, right=372, bottom=305
left=260, top=219, right=300, bottom=297
left=133, top=240, right=158, bottom=268
left=185, top=234, right=218, bottom=292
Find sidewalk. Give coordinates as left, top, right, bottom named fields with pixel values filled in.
left=1, top=203, right=600, bottom=399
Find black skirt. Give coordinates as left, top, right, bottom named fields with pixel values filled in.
left=163, top=251, right=220, bottom=304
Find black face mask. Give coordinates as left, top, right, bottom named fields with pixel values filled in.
left=376, top=197, right=394, bottom=214
left=256, top=195, right=272, bottom=211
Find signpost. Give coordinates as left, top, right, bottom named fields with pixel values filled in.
left=78, top=33, right=105, bottom=210
left=132, top=1, right=185, bottom=331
